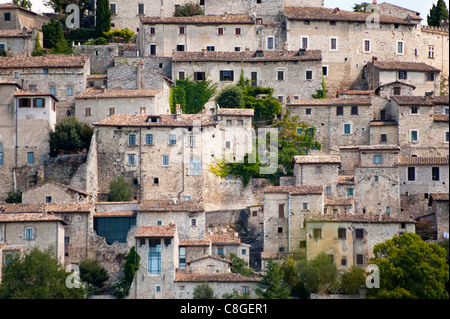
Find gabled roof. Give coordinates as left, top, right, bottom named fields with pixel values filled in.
left=0, top=3, right=51, bottom=19
left=396, top=156, right=449, bottom=166
left=293, top=155, right=340, bottom=164
left=0, top=55, right=89, bottom=69
left=75, top=88, right=163, bottom=99
left=373, top=60, right=440, bottom=72
left=138, top=200, right=204, bottom=213
left=263, top=185, right=323, bottom=195
left=135, top=224, right=176, bottom=238
left=217, top=108, right=254, bottom=117
left=140, top=14, right=254, bottom=25
left=173, top=50, right=322, bottom=62
left=0, top=212, right=67, bottom=224
left=14, top=89, right=58, bottom=102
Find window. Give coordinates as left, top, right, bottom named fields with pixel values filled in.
left=302, top=203, right=309, bottom=210
left=351, top=106, right=358, bottom=115
left=343, top=124, right=351, bottom=135
left=411, top=130, right=418, bottom=142
left=305, top=70, right=313, bottom=81
left=251, top=72, right=258, bottom=87
left=129, top=134, right=136, bottom=146
left=315, top=166, right=322, bottom=174
left=393, top=86, right=401, bottom=95
left=217, top=27, right=224, bottom=35
left=4, top=12, right=11, bottom=21
left=34, top=98, right=45, bottom=108
left=177, top=44, right=185, bottom=52
left=326, top=186, right=332, bottom=194
left=381, top=134, right=387, bottom=142
left=225, top=140, right=231, bottom=149
left=206, top=45, right=215, bottom=52
left=67, top=86, right=73, bottom=96
left=27, top=152, right=34, bottom=164
left=153, top=177, right=159, bottom=185
left=235, top=28, right=241, bottom=35
left=347, top=188, right=354, bottom=196
left=341, top=257, right=347, bottom=267
left=322, top=66, right=328, bottom=77
left=396, top=41, right=404, bottom=54
left=138, top=3, right=144, bottom=14
left=305, top=108, right=312, bottom=115
left=428, top=46, right=435, bottom=59
left=277, top=70, right=285, bottom=81
left=148, top=239, right=161, bottom=274
left=169, top=134, right=177, bottom=145
left=110, top=3, right=116, bottom=14
left=398, top=71, right=407, bottom=80
left=411, top=106, right=418, bottom=114
left=194, top=72, right=205, bottom=81
left=0, top=142, right=3, bottom=166
left=432, top=167, right=440, bottom=181
left=363, top=39, right=371, bottom=53
left=85, top=107, right=91, bottom=116
left=330, top=37, right=338, bottom=51
left=278, top=227, right=283, bottom=234
left=375, top=175, right=379, bottom=182
left=301, top=36, right=308, bottom=49
left=220, top=70, right=234, bottom=81
left=178, top=71, right=185, bottom=80
left=444, top=108, right=449, bottom=115
left=128, top=155, right=135, bottom=166
left=336, top=106, right=344, bottom=116
left=149, top=26, right=156, bottom=35
left=150, top=44, right=156, bottom=55
left=338, top=228, right=346, bottom=239
left=25, top=227, right=34, bottom=240
left=50, top=86, right=56, bottom=96
left=64, top=237, right=70, bottom=244
left=427, top=73, right=435, bottom=81
left=446, top=131, right=449, bottom=143
left=189, top=157, right=201, bottom=175
left=109, top=107, right=115, bottom=115
left=356, top=254, right=364, bottom=265
left=267, top=36, right=274, bottom=50
left=278, top=204, right=285, bottom=218
left=178, top=26, right=185, bottom=34
left=407, top=167, right=416, bottom=181
left=179, top=247, right=186, bottom=269
left=373, top=155, right=382, bottom=164
left=313, top=228, right=322, bottom=239
left=162, top=155, right=169, bottom=166
left=191, top=219, right=197, bottom=226
left=45, top=196, right=52, bottom=203
left=355, top=229, right=364, bottom=239
left=19, top=98, right=31, bottom=108
left=188, top=135, right=195, bottom=148
left=217, top=247, right=224, bottom=255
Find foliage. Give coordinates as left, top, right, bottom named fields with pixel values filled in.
left=223, top=288, right=251, bottom=299
left=107, top=176, right=134, bottom=202
left=170, top=75, right=218, bottom=114
left=5, top=191, right=22, bottom=203
left=280, top=255, right=299, bottom=291
left=312, top=77, right=327, bottom=99
left=66, top=28, right=97, bottom=45
left=229, top=254, right=254, bottom=277
left=368, top=232, right=449, bottom=299
left=193, top=283, right=216, bottom=299
left=42, top=18, right=73, bottom=54
left=49, top=116, right=93, bottom=156
left=13, top=0, right=32, bottom=10
left=255, top=258, right=291, bottom=299
left=103, top=28, right=135, bottom=43
left=44, top=0, right=90, bottom=13
left=174, top=2, right=204, bottom=17
left=215, top=85, right=245, bottom=109
left=0, top=247, right=84, bottom=299
left=415, top=218, right=436, bottom=241
left=352, top=2, right=372, bottom=13
left=339, top=266, right=366, bottom=295
left=296, top=252, right=338, bottom=297
left=31, top=32, right=44, bottom=56
left=111, top=246, right=140, bottom=298
left=427, top=0, right=449, bottom=27
left=0, top=48, right=6, bottom=57
left=79, top=259, right=109, bottom=289
left=95, top=0, right=111, bottom=38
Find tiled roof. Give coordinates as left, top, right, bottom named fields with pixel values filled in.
left=263, top=185, right=323, bottom=195
left=429, top=96, right=450, bottom=105
left=433, top=114, right=449, bottom=122
left=174, top=272, right=260, bottom=282
left=304, top=212, right=415, bottom=223
left=293, top=155, right=341, bottom=164
left=87, top=74, right=107, bottom=79
left=373, top=60, right=440, bottom=72
left=187, top=255, right=232, bottom=265
left=338, top=175, right=355, bottom=184
left=0, top=3, right=50, bottom=18
left=374, top=80, right=416, bottom=90
left=370, top=120, right=398, bottom=126
left=340, top=145, right=400, bottom=151
left=75, top=88, right=163, bottom=99
left=14, top=89, right=58, bottom=101
left=23, top=180, right=88, bottom=196
left=139, top=200, right=204, bottom=212
left=93, top=113, right=218, bottom=128
left=0, top=29, right=33, bottom=38
left=0, top=79, right=21, bottom=87
left=179, top=240, right=211, bottom=246
left=430, top=193, right=449, bottom=201
left=94, top=211, right=136, bottom=217
left=0, top=203, right=91, bottom=214
left=0, top=55, right=89, bottom=69
left=0, top=212, right=67, bottom=224
left=217, top=108, right=254, bottom=116
left=284, top=6, right=415, bottom=25
left=391, top=96, right=434, bottom=106
left=287, top=97, right=372, bottom=106
left=173, top=50, right=322, bottom=62
left=206, top=232, right=241, bottom=244
left=140, top=14, right=254, bottom=25
left=135, top=224, right=176, bottom=238
left=396, top=156, right=449, bottom=166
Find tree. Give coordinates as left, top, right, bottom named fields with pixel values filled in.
left=312, top=77, right=327, bottom=99
left=229, top=253, right=254, bottom=277
left=5, top=191, right=22, bottom=203
left=193, top=283, right=216, bottom=299
left=79, top=259, right=109, bottom=289
left=111, top=246, right=140, bottom=298
left=255, top=258, right=291, bottom=299
left=13, top=0, right=32, bottom=10
left=49, top=116, right=93, bottom=156
left=95, top=0, right=111, bottom=38
left=174, top=2, right=203, bottom=17
left=427, top=0, right=449, bottom=27
left=0, top=247, right=84, bottom=299
left=280, top=255, right=299, bottom=292
left=339, top=266, right=366, bottom=295
left=296, top=253, right=338, bottom=297
left=223, top=288, right=251, bottom=299
left=31, top=32, right=44, bottom=56
left=107, top=176, right=134, bottom=202
left=42, top=18, right=73, bottom=54
left=352, top=2, right=371, bottom=12
left=368, top=232, right=449, bottom=299
left=215, top=85, right=245, bottom=109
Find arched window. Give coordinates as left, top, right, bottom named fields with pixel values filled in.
left=0, top=142, right=3, bottom=166
left=189, top=157, right=201, bottom=175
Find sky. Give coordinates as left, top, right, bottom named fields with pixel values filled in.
left=1, top=0, right=449, bottom=25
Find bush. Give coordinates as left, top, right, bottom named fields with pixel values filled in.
left=110, top=247, right=140, bottom=299
left=193, top=283, right=216, bottom=299
left=107, top=176, right=134, bottom=202
left=174, top=2, right=203, bottom=17
left=49, top=116, right=93, bottom=156
left=79, top=259, right=109, bottom=289
left=339, top=266, right=366, bottom=295
left=5, top=191, right=22, bottom=203
left=214, top=85, right=245, bottom=109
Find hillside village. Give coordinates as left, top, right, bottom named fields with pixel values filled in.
left=0, top=0, right=449, bottom=299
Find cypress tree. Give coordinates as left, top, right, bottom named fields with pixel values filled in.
left=95, top=0, right=111, bottom=38
left=427, top=0, right=449, bottom=27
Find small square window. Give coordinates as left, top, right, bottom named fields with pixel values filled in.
left=373, top=155, right=382, bottom=164
left=411, top=130, right=418, bottom=142
left=398, top=71, right=407, bottom=80
left=343, top=124, right=351, bottom=135
left=278, top=227, right=283, bottom=234
left=381, top=134, right=387, bottom=142
left=306, top=108, right=312, bottom=115
left=351, top=106, right=358, bottom=115
left=302, top=203, right=309, bottom=210
left=313, top=228, right=322, bottom=239
left=45, top=196, right=52, bottom=203
left=336, top=106, right=344, bottom=116
left=338, top=228, right=346, bottom=239
left=305, top=70, right=313, bottom=80
left=355, top=229, right=364, bottom=239
left=356, top=254, right=364, bottom=265
left=411, top=106, right=418, bottom=114
left=347, top=188, right=354, bottom=196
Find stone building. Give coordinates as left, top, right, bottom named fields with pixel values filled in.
left=21, top=180, right=90, bottom=204
left=428, top=193, right=449, bottom=240
left=304, top=213, right=415, bottom=270
left=172, top=49, right=322, bottom=101
left=206, top=231, right=250, bottom=265
left=75, top=87, right=171, bottom=126
left=0, top=27, right=42, bottom=57
left=0, top=3, right=49, bottom=31
left=0, top=55, right=90, bottom=121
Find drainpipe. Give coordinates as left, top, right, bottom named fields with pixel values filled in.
left=13, top=95, right=18, bottom=192
left=287, top=193, right=291, bottom=253
left=177, top=130, right=185, bottom=201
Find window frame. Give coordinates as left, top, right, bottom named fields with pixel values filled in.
left=329, top=37, right=338, bottom=51
left=396, top=40, right=404, bottom=55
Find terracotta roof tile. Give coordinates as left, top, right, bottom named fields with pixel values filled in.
left=135, top=224, right=176, bottom=238
left=174, top=272, right=260, bottom=282
left=217, top=108, right=254, bottom=116
left=370, top=120, right=398, bottom=126
left=430, top=193, right=449, bottom=201
left=75, top=88, right=163, bottom=99
left=284, top=6, right=415, bottom=25
left=0, top=55, right=89, bottom=69
left=94, top=211, right=136, bottom=217
left=0, top=212, right=67, bottom=224
left=0, top=203, right=91, bottom=214
left=263, top=185, right=323, bottom=195
left=139, top=200, right=204, bottom=212
left=294, top=155, right=340, bottom=164
left=206, top=232, right=241, bottom=244
left=140, top=14, right=254, bottom=25
left=338, top=175, right=355, bottom=184
left=94, top=113, right=218, bottom=128
left=304, top=212, right=415, bottom=223
left=287, top=97, right=372, bottom=106
left=173, top=49, right=321, bottom=62
left=396, top=156, right=449, bottom=166
left=433, top=114, right=449, bottom=122
left=373, top=60, right=440, bottom=72
left=179, top=240, right=211, bottom=246
left=340, top=145, right=400, bottom=151
left=391, top=96, right=434, bottom=106
left=14, top=89, right=58, bottom=101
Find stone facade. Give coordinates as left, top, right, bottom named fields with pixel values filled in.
left=429, top=193, right=449, bottom=240
left=22, top=180, right=90, bottom=204
left=0, top=3, right=49, bottom=31
left=0, top=27, right=42, bottom=57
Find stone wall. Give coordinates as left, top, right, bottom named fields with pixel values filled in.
left=73, top=44, right=118, bottom=75
left=43, top=154, right=87, bottom=186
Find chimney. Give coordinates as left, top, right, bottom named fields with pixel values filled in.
left=22, top=26, right=28, bottom=36
left=137, top=61, right=144, bottom=89
left=372, top=56, right=378, bottom=63
left=176, top=104, right=182, bottom=115
left=100, top=85, right=106, bottom=94
left=372, top=0, right=377, bottom=5
left=202, top=48, right=207, bottom=57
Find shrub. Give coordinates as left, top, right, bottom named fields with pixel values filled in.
left=79, top=259, right=109, bottom=289
left=49, top=116, right=93, bottom=156
left=107, top=176, right=134, bottom=202
left=5, top=191, right=22, bottom=203
left=193, top=283, right=216, bottom=299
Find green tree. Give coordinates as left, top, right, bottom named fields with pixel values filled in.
left=223, top=288, right=251, bottom=299
left=339, top=266, right=366, bottom=295
left=5, top=191, right=22, bottom=203
left=103, top=28, right=135, bottom=43
left=174, top=2, right=203, bottom=17
left=110, top=246, right=140, bottom=298
left=79, top=259, right=109, bottom=289
left=312, top=77, right=327, bottom=99
left=427, top=0, right=449, bottom=27
left=215, top=85, right=245, bottom=109
left=255, top=258, right=291, bottom=299
left=13, top=0, right=32, bottom=10
left=95, top=0, right=111, bottom=38
left=49, top=116, right=93, bottom=156
left=107, top=176, right=134, bottom=202
left=352, top=2, right=371, bottom=12
left=0, top=247, right=84, bottom=299
left=193, top=283, right=216, bottom=299
left=31, top=32, right=44, bottom=56
left=296, top=253, right=338, bottom=297
left=280, top=255, right=299, bottom=291
left=368, top=232, right=449, bottom=299
left=42, top=18, right=73, bottom=54
left=229, top=253, right=254, bottom=277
